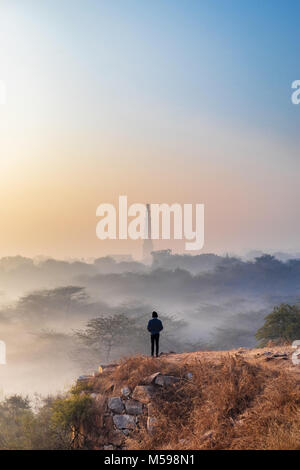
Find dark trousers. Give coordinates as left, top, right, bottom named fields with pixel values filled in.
left=151, top=333, right=160, bottom=357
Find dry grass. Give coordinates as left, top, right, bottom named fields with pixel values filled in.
left=124, top=354, right=300, bottom=450
left=111, top=355, right=189, bottom=390
left=91, top=354, right=187, bottom=395
left=230, top=373, right=300, bottom=449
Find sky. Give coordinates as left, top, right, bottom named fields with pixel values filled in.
left=0, top=0, right=299, bottom=259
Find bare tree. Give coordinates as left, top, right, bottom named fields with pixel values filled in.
left=75, top=313, right=145, bottom=363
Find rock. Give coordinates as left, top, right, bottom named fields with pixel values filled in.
left=265, top=352, right=288, bottom=362
left=90, top=393, right=97, bottom=399
left=108, top=397, right=124, bottom=414
left=102, top=364, right=118, bottom=373
left=122, top=429, right=130, bottom=436
left=147, top=416, right=157, bottom=433
left=113, top=414, right=136, bottom=430
left=147, top=403, right=155, bottom=417
left=99, top=363, right=118, bottom=370
left=132, top=385, right=155, bottom=404
left=155, top=375, right=180, bottom=387
left=143, top=372, right=161, bottom=385
left=104, top=445, right=114, bottom=450
left=121, top=386, right=131, bottom=398
left=77, top=375, right=93, bottom=382
left=200, top=430, right=213, bottom=441
left=125, top=400, right=143, bottom=415
left=105, top=363, right=119, bottom=368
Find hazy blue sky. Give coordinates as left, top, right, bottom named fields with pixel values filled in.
left=0, top=1, right=299, bottom=258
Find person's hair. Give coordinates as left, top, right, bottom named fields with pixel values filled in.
left=152, top=311, right=158, bottom=318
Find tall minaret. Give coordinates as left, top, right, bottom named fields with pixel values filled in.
left=143, top=203, right=153, bottom=262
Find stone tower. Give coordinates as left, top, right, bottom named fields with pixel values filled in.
left=143, top=203, right=153, bottom=262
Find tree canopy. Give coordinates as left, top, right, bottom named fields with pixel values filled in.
left=256, top=304, right=300, bottom=346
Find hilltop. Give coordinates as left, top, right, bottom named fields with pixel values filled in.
left=74, top=345, right=300, bottom=450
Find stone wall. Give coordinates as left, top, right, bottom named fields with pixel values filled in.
left=76, top=370, right=181, bottom=450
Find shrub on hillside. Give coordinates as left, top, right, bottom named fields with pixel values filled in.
left=256, top=304, right=300, bottom=347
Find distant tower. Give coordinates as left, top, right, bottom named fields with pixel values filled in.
left=143, top=203, right=153, bottom=262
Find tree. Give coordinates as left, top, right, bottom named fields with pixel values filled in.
left=51, top=393, right=94, bottom=449
left=0, top=395, right=33, bottom=449
left=0, top=391, right=94, bottom=450
left=16, top=286, right=88, bottom=324
left=256, top=304, right=300, bottom=347
left=75, top=313, right=145, bottom=363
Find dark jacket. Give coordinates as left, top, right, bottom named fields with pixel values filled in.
left=147, top=318, right=163, bottom=335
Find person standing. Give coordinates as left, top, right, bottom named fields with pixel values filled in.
left=147, top=311, right=163, bottom=357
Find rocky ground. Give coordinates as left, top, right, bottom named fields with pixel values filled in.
left=168, top=345, right=300, bottom=372
left=75, top=345, right=300, bottom=450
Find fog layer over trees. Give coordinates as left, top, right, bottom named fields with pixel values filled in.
left=1, top=251, right=300, bottom=396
